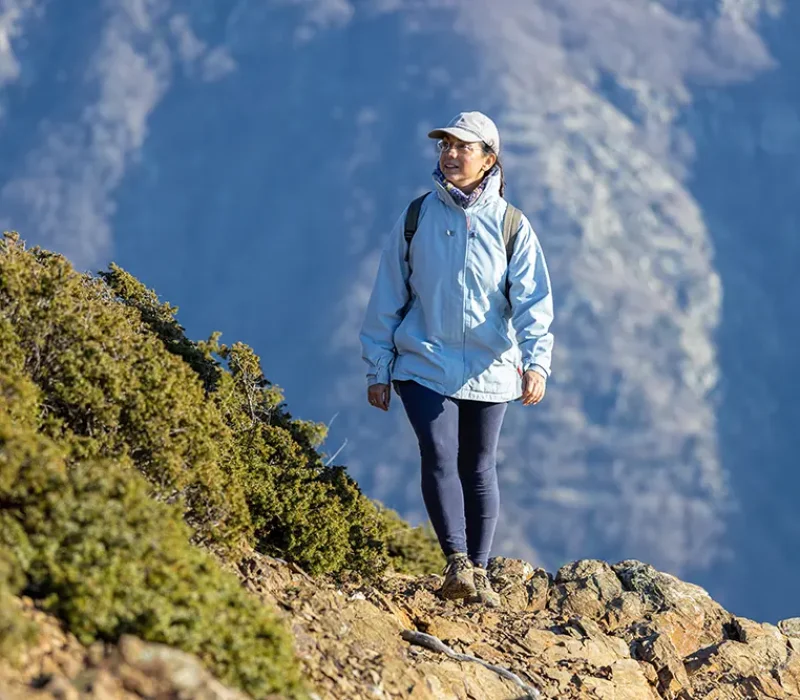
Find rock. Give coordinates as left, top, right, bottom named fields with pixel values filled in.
left=557, top=560, right=617, bottom=584
left=86, top=642, right=106, bottom=668
left=537, top=620, right=659, bottom=700
left=464, top=640, right=506, bottom=665
left=634, top=633, right=691, bottom=699
left=116, top=661, right=158, bottom=697
left=71, top=668, right=126, bottom=697
left=116, top=635, right=249, bottom=699
left=779, top=617, right=800, bottom=637
left=527, top=568, right=551, bottom=612
left=413, top=659, right=523, bottom=700
left=612, top=560, right=719, bottom=617
left=613, top=560, right=729, bottom=656
left=684, top=617, right=800, bottom=700
left=520, top=627, right=560, bottom=655
left=39, top=675, right=78, bottom=700
left=550, top=559, right=624, bottom=620
left=729, top=618, right=789, bottom=667
left=604, top=592, right=647, bottom=630
left=579, top=660, right=660, bottom=700
left=422, top=616, right=480, bottom=645
left=486, top=556, right=545, bottom=612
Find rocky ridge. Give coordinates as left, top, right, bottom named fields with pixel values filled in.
left=4, top=554, right=800, bottom=699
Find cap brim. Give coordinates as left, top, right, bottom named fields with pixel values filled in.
left=427, top=126, right=483, bottom=143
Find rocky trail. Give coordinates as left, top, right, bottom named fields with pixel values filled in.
left=4, top=554, right=800, bottom=699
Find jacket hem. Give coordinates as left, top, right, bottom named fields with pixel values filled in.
left=452, top=388, right=520, bottom=403
left=390, top=372, right=448, bottom=398
left=392, top=370, right=520, bottom=403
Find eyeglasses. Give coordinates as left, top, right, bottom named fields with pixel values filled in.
left=436, top=140, right=482, bottom=154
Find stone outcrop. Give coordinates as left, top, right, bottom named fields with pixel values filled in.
left=4, top=555, right=800, bottom=699
left=0, top=598, right=252, bottom=700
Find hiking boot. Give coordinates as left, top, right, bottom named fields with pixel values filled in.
left=440, top=553, right=476, bottom=600
left=469, top=566, right=501, bottom=608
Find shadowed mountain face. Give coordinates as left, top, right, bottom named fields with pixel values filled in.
left=684, top=4, right=800, bottom=620
left=0, top=0, right=796, bottom=620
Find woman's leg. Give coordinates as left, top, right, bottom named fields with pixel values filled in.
left=457, top=398, right=508, bottom=569
left=394, top=380, right=466, bottom=556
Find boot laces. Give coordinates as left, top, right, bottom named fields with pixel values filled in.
left=473, top=567, right=492, bottom=590
left=443, top=554, right=471, bottom=577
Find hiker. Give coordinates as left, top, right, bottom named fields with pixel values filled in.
left=359, top=111, right=554, bottom=608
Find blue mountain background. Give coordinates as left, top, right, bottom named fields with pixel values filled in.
left=1, top=0, right=797, bottom=623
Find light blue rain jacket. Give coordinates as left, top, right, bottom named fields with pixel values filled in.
left=359, top=169, right=554, bottom=402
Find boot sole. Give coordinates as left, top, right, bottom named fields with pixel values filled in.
left=440, top=580, right=477, bottom=600
left=467, top=594, right=501, bottom=608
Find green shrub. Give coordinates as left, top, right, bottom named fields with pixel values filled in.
left=0, top=548, right=37, bottom=664
left=240, top=426, right=385, bottom=574
left=87, top=275, right=390, bottom=575
left=0, top=334, right=57, bottom=663
left=377, top=506, right=446, bottom=575
left=0, top=231, right=452, bottom=694
left=216, top=343, right=389, bottom=575
left=99, top=264, right=222, bottom=393
left=0, top=232, right=442, bottom=583
left=0, top=408, right=304, bottom=697
left=0, top=234, right=250, bottom=551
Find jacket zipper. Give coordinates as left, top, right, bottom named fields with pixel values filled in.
left=461, top=212, right=472, bottom=391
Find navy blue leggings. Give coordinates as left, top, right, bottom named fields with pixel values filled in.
left=393, top=380, right=508, bottom=569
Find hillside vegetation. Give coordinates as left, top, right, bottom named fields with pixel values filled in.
left=0, top=232, right=442, bottom=697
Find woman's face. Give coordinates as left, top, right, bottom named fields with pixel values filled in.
left=438, top=136, right=497, bottom=193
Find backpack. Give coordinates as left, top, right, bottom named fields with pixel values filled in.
left=403, top=192, right=522, bottom=298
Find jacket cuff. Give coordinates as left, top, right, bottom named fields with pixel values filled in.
left=367, top=366, right=391, bottom=386
left=525, top=363, right=549, bottom=380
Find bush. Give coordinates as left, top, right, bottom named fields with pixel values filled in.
left=377, top=506, right=446, bottom=575
left=212, top=342, right=390, bottom=575
left=2, top=232, right=444, bottom=580
left=0, top=234, right=250, bottom=552
left=0, top=231, right=457, bottom=696
left=0, top=409, right=304, bottom=697
left=0, top=548, right=37, bottom=665
left=99, top=264, right=222, bottom=393
left=93, top=276, right=394, bottom=576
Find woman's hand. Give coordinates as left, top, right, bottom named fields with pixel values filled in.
left=367, top=383, right=391, bottom=411
left=521, top=370, right=546, bottom=406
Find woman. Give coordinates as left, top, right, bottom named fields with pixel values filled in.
left=359, top=111, right=554, bottom=608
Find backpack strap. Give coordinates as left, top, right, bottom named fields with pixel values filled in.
left=404, top=195, right=521, bottom=298
left=502, top=203, right=522, bottom=264
left=404, top=193, right=430, bottom=262
left=503, top=203, right=522, bottom=300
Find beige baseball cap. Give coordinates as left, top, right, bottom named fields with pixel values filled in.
left=428, top=111, right=501, bottom=154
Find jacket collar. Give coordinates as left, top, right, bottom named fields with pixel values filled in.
left=433, top=166, right=502, bottom=212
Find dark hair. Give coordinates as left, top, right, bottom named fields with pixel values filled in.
left=482, top=144, right=505, bottom=197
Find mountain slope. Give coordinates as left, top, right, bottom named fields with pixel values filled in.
left=0, top=0, right=797, bottom=621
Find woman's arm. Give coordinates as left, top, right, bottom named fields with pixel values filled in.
left=507, top=216, right=555, bottom=379
left=359, top=210, right=412, bottom=386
